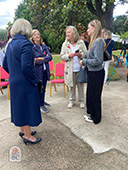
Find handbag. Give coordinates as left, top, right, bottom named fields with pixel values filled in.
left=38, top=80, right=44, bottom=93
left=104, top=50, right=111, bottom=61
left=104, top=40, right=111, bottom=61
left=77, top=66, right=87, bottom=83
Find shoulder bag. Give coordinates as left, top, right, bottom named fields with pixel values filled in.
left=104, top=40, right=111, bottom=61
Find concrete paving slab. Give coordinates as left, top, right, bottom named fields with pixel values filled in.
left=46, top=80, right=128, bottom=156
left=0, top=80, right=128, bottom=169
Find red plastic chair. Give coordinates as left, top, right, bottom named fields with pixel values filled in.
left=0, top=67, right=9, bottom=100
left=61, top=60, right=65, bottom=63
left=50, top=63, right=66, bottom=97
left=49, top=60, right=54, bottom=79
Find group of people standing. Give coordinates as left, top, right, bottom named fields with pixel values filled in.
left=61, top=20, right=114, bottom=124
left=3, top=18, right=114, bottom=145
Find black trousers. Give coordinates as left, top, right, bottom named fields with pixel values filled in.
left=86, top=69, right=105, bottom=124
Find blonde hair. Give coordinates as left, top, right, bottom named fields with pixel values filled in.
left=30, top=29, right=43, bottom=45
left=88, top=19, right=105, bottom=48
left=65, top=26, right=80, bottom=43
left=10, top=18, right=32, bottom=39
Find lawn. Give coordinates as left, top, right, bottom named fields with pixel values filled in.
left=112, top=50, right=128, bottom=57
left=51, top=55, right=120, bottom=81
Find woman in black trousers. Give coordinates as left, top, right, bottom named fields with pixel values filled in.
left=80, top=19, right=105, bottom=124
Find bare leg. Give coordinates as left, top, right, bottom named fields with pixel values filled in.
left=20, top=127, right=24, bottom=133
left=23, top=126, right=36, bottom=142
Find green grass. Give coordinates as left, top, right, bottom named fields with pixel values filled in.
left=52, top=55, right=120, bottom=81
left=52, top=55, right=61, bottom=65
left=112, top=50, right=128, bottom=57
left=108, top=64, right=120, bottom=81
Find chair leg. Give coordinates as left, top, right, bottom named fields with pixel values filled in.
left=7, top=85, right=9, bottom=100
left=54, top=84, right=57, bottom=91
left=50, top=73, right=54, bottom=80
left=63, top=83, right=65, bottom=97
left=50, top=83, right=52, bottom=97
left=0, top=87, right=4, bottom=95
left=67, top=86, right=69, bottom=92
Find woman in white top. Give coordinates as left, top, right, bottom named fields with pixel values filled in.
left=60, top=26, right=87, bottom=108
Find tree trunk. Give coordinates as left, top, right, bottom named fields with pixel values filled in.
left=100, top=7, right=114, bottom=31
left=68, top=10, right=75, bottom=25
left=86, top=0, right=114, bottom=31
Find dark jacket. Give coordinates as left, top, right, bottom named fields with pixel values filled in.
left=3, top=34, right=42, bottom=127
left=32, top=43, right=52, bottom=81
left=105, top=39, right=114, bottom=60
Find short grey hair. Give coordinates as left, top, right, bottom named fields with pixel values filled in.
left=10, top=18, right=32, bottom=39
left=104, top=30, right=112, bottom=39
left=66, top=26, right=80, bottom=42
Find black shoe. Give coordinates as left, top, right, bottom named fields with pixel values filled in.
left=44, top=101, right=51, bottom=107
left=19, top=131, right=36, bottom=138
left=23, top=137, right=42, bottom=145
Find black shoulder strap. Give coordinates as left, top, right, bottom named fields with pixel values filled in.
left=10, top=42, right=20, bottom=63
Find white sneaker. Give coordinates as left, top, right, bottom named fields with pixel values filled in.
left=80, top=102, right=85, bottom=109
left=84, top=115, right=93, bottom=123
left=68, top=101, right=75, bottom=108
left=84, top=114, right=91, bottom=119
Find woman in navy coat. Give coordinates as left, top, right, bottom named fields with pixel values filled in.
left=31, top=29, right=52, bottom=113
left=3, top=19, right=42, bottom=145
left=103, top=30, right=114, bottom=84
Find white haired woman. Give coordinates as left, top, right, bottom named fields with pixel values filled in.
left=3, top=18, right=42, bottom=144
left=80, top=19, right=105, bottom=124
left=103, top=30, right=114, bottom=84
left=60, top=26, right=87, bottom=109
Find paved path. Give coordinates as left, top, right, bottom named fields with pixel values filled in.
left=47, top=80, right=128, bottom=155
left=0, top=80, right=128, bottom=169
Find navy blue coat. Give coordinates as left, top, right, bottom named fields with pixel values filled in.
left=3, top=34, right=42, bottom=127
left=32, top=43, right=52, bottom=82
left=105, top=39, right=114, bottom=60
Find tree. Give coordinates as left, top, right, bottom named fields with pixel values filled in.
left=43, top=0, right=95, bottom=52
left=14, top=0, right=33, bottom=24
left=113, top=15, right=127, bottom=35
left=0, top=29, right=7, bottom=41
left=120, top=18, right=128, bottom=39
left=85, top=0, right=127, bottom=31
left=13, top=0, right=128, bottom=52
left=14, top=0, right=95, bottom=52
left=124, top=18, right=128, bottom=28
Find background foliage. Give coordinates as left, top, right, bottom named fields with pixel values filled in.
left=0, top=29, right=7, bottom=41
left=0, top=0, right=128, bottom=53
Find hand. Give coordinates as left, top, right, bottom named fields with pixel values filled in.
left=69, top=52, right=75, bottom=58
left=34, top=58, right=39, bottom=63
left=79, top=60, right=83, bottom=67
left=75, top=52, right=82, bottom=57
left=38, top=57, right=44, bottom=61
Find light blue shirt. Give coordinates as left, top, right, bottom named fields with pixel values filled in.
left=0, top=50, right=5, bottom=66
left=40, top=46, right=46, bottom=70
